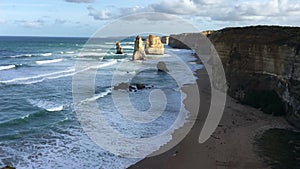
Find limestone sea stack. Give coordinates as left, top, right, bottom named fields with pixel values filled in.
left=132, top=36, right=146, bottom=60
left=145, top=34, right=164, bottom=55
left=115, top=41, right=123, bottom=54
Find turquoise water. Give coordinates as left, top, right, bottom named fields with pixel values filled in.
left=0, top=36, right=202, bottom=168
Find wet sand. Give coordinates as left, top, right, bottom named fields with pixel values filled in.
left=128, top=68, right=293, bottom=169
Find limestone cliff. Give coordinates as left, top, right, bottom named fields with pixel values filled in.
left=145, top=34, right=164, bottom=55
left=209, top=26, right=300, bottom=127
left=169, top=33, right=196, bottom=49
left=133, top=35, right=146, bottom=60
left=169, top=26, right=300, bottom=127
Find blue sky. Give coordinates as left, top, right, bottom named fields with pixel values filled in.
left=0, top=0, right=299, bottom=37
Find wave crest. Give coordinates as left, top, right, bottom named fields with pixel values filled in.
left=0, top=65, right=16, bottom=71
left=35, top=58, right=63, bottom=65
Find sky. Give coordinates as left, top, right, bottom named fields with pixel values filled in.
left=0, top=0, right=299, bottom=37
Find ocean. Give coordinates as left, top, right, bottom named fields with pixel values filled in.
left=0, top=36, right=202, bottom=169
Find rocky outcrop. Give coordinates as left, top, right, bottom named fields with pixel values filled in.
left=113, top=82, right=153, bottom=92
left=161, top=36, right=169, bottom=44
left=133, top=36, right=146, bottom=60
left=157, top=61, right=169, bottom=72
left=208, top=26, right=300, bottom=127
left=145, top=34, right=164, bottom=55
left=116, top=41, right=123, bottom=54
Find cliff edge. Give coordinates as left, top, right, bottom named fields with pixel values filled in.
left=170, top=26, right=300, bottom=127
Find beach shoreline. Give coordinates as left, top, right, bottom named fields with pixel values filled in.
left=128, top=61, right=295, bottom=169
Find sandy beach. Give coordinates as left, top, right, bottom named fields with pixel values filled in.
left=129, top=68, right=294, bottom=169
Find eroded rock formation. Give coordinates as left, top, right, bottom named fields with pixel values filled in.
left=145, top=34, right=164, bottom=55
left=133, top=36, right=146, bottom=60
left=116, top=41, right=123, bottom=54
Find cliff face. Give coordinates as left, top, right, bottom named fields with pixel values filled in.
left=169, top=33, right=198, bottom=49
left=209, top=26, right=300, bottom=127
left=169, top=26, right=300, bottom=127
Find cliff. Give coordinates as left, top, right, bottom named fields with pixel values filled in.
left=145, top=34, right=164, bottom=55
left=170, top=26, right=300, bottom=127
left=169, top=33, right=197, bottom=49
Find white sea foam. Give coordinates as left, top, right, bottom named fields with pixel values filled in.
left=28, top=99, right=64, bottom=112
left=104, top=42, right=115, bottom=45
left=39, top=52, right=52, bottom=57
left=78, top=52, right=107, bottom=57
left=80, top=60, right=118, bottom=71
left=21, top=114, right=30, bottom=119
left=122, top=45, right=134, bottom=49
left=60, top=51, right=76, bottom=54
left=10, top=54, right=32, bottom=58
left=10, top=53, right=52, bottom=58
left=0, top=59, right=118, bottom=85
left=35, top=58, right=63, bottom=65
left=0, top=68, right=75, bottom=84
left=119, top=42, right=135, bottom=45
left=96, top=60, right=118, bottom=69
left=79, top=88, right=112, bottom=104
left=47, top=105, right=64, bottom=112
left=0, top=65, right=16, bottom=71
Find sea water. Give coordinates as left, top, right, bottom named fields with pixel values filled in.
left=0, top=36, right=202, bottom=169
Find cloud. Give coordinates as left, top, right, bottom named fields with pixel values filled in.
left=119, top=6, right=153, bottom=16
left=55, top=19, right=67, bottom=24
left=121, top=12, right=179, bottom=21
left=0, top=19, right=7, bottom=24
left=192, top=0, right=223, bottom=5
left=86, top=0, right=300, bottom=28
left=87, top=6, right=113, bottom=20
left=148, top=0, right=300, bottom=22
left=65, top=0, right=94, bottom=3
left=151, top=0, right=197, bottom=15
left=15, top=19, right=45, bottom=28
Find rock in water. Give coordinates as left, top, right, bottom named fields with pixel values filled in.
left=157, top=61, right=169, bottom=72
left=113, top=82, right=129, bottom=90
left=133, top=36, right=146, bottom=60
left=116, top=41, right=123, bottom=54
left=136, top=83, right=145, bottom=90
left=145, top=34, right=164, bottom=55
